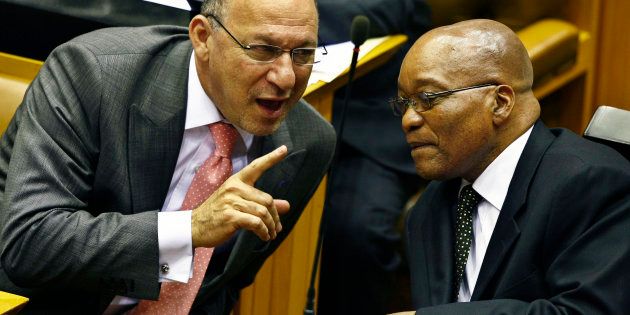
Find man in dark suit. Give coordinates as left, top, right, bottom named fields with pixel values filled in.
left=0, top=0, right=335, bottom=314
left=392, top=19, right=630, bottom=314
left=316, top=1, right=430, bottom=314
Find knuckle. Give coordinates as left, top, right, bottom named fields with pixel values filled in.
left=224, top=185, right=240, bottom=194
left=255, top=205, right=268, bottom=216
left=255, top=218, right=266, bottom=229
left=234, top=201, right=251, bottom=214
left=261, top=194, right=274, bottom=207
left=249, top=159, right=261, bottom=170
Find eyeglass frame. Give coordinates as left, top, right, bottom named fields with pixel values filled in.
left=205, top=14, right=327, bottom=66
left=389, top=83, right=497, bottom=116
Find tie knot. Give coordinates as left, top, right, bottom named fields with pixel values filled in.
left=209, top=122, right=239, bottom=158
left=459, top=184, right=481, bottom=206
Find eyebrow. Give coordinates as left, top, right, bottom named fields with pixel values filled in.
left=250, top=33, right=318, bottom=48
left=413, top=77, right=449, bottom=90
left=398, top=77, right=448, bottom=97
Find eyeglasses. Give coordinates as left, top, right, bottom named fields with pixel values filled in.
left=389, top=83, right=496, bottom=116
left=206, top=14, right=327, bottom=66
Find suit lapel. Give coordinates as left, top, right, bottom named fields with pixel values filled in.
left=418, top=179, right=460, bottom=305
left=222, top=121, right=306, bottom=277
left=128, top=42, right=191, bottom=212
left=472, top=120, right=555, bottom=300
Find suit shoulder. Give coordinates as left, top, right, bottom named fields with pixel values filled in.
left=286, top=100, right=336, bottom=145
left=546, top=128, right=630, bottom=174
left=532, top=128, right=630, bottom=218
left=60, top=25, right=190, bottom=57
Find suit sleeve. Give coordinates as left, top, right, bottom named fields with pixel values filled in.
left=0, top=41, right=160, bottom=299
left=414, top=161, right=630, bottom=314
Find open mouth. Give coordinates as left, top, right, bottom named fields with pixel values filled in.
left=256, top=99, right=285, bottom=119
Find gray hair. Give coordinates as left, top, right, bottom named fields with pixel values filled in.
left=200, top=0, right=318, bottom=22
left=200, top=0, right=228, bottom=20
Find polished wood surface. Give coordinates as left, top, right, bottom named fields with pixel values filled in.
left=594, top=0, right=630, bottom=112
left=535, top=0, right=601, bottom=133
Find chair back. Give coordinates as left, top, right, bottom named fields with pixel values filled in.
left=583, top=105, right=630, bottom=160
left=0, top=52, right=42, bottom=135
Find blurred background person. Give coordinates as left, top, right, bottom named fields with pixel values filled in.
left=316, top=1, right=431, bottom=314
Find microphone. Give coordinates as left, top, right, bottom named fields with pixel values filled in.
left=303, top=15, right=371, bottom=315
left=351, top=15, right=370, bottom=47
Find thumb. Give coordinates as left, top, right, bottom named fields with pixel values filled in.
left=274, top=199, right=290, bottom=215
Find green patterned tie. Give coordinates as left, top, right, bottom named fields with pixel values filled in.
left=453, top=184, right=481, bottom=301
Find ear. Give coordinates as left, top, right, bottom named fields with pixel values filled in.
left=491, top=85, right=515, bottom=126
left=189, top=15, right=213, bottom=62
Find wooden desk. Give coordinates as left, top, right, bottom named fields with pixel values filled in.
left=0, top=291, right=28, bottom=314
left=235, top=35, right=408, bottom=315
left=0, top=52, right=42, bottom=134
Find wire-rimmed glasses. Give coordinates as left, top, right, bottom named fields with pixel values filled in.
left=206, top=14, right=327, bottom=66
left=389, top=83, right=497, bottom=116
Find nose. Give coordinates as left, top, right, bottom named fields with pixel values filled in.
left=402, top=107, right=424, bottom=133
left=266, top=53, right=296, bottom=92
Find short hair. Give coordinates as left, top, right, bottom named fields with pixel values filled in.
left=200, top=0, right=317, bottom=22
left=200, top=0, right=227, bottom=20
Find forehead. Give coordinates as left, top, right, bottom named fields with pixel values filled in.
left=399, top=35, right=480, bottom=91
left=226, top=0, right=318, bottom=44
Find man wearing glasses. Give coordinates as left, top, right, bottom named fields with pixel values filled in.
left=0, top=0, right=334, bottom=314
left=391, top=19, right=630, bottom=314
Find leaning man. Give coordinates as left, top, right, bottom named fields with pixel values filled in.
left=0, top=0, right=334, bottom=314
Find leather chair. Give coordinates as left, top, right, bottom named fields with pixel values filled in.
left=0, top=52, right=42, bottom=134
left=425, top=0, right=579, bottom=88
left=583, top=105, right=630, bottom=160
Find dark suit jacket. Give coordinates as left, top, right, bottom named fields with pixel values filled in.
left=0, top=25, right=335, bottom=314
left=406, top=120, right=630, bottom=314
left=317, top=0, right=430, bottom=174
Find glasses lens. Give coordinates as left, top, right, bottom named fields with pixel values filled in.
left=417, top=93, right=433, bottom=111
left=389, top=97, right=409, bottom=116
left=247, top=45, right=282, bottom=62
left=292, top=48, right=318, bottom=65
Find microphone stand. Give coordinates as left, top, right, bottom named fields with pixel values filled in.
left=304, top=15, right=370, bottom=315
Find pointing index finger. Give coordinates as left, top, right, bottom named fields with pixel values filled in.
left=238, top=145, right=288, bottom=185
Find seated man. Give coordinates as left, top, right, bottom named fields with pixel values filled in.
left=0, top=0, right=335, bottom=314
left=392, top=19, right=630, bottom=314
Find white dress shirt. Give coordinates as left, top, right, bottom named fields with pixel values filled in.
left=457, top=126, right=533, bottom=302
left=108, top=52, right=254, bottom=310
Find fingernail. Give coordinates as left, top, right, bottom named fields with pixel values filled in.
left=277, top=222, right=283, bottom=233
left=276, top=145, right=287, bottom=155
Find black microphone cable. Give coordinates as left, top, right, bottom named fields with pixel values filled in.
left=304, top=15, right=370, bottom=315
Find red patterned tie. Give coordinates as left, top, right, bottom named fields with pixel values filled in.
left=131, top=122, right=240, bottom=315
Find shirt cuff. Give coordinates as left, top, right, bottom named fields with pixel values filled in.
left=157, top=210, right=193, bottom=283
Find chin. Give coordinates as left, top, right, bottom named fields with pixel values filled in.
left=415, top=164, right=450, bottom=181
left=244, top=119, right=283, bottom=136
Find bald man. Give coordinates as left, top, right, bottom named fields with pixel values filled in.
left=391, top=19, right=630, bottom=314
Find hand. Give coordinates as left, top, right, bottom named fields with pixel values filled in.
left=191, top=145, right=291, bottom=248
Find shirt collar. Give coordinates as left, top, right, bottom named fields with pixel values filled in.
left=468, top=125, right=534, bottom=210
left=186, top=52, right=254, bottom=149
